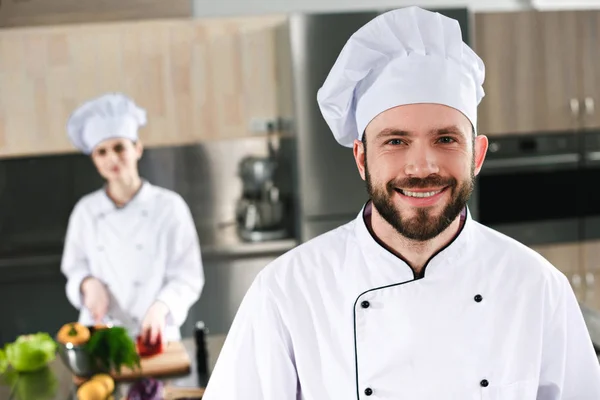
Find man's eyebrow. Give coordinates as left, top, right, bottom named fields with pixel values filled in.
left=375, top=128, right=412, bottom=140
left=432, top=125, right=466, bottom=137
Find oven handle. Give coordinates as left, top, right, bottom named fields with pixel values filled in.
left=586, top=151, right=600, bottom=162
left=482, top=153, right=580, bottom=171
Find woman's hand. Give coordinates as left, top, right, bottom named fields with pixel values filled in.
left=140, top=301, right=169, bottom=345
left=80, top=277, right=109, bottom=324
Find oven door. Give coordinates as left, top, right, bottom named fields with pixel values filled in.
left=474, top=133, right=582, bottom=247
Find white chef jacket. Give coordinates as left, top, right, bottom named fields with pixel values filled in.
left=61, top=181, right=204, bottom=341
left=203, top=203, right=600, bottom=399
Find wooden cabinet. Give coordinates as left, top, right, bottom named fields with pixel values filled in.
left=474, top=10, right=600, bottom=136
left=0, top=15, right=288, bottom=158
left=0, top=0, right=193, bottom=28
left=581, top=240, right=600, bottom=310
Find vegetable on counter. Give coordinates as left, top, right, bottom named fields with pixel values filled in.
left=126, top=377, right=164, bottom=400
left=3, top=333, right=57, bottom=372
left=136, top=333, right=164, bottom=358
left=57, top=322, right=91, bottom=345
left=0, top=349, right=7, bottom=374
left=85, top=326, right=141, bottom=375
left=76, top=373, right=115, bottom=400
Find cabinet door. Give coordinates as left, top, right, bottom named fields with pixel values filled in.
left=529, top=242, right=584, bottom=301
left=578, top=10, right=600, bottom=130
left=0, top=16, right=284, bottom=158
left=474, top=11, right=581, bottom=136
left=582, top=240, right=600, bottom=310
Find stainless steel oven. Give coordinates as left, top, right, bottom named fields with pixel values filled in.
left=471, top=132, right=588, bottom=246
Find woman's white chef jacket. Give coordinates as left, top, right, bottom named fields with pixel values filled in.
left=202, top=204, right=600, bottom=400
left=61, top=181, right=205, bottom=341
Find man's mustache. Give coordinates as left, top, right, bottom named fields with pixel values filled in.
left=387, top=175, right=457, bottom=190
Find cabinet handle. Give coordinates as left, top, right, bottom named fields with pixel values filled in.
left=570, top=98, right=580, bottom=116
left=585, top=97, right=595, bottom=115
left=586, top=272, right=596, bottom=288
left=572, top=273, right=582, bottom=287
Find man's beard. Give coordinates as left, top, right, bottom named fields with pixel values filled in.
left=365, top=159, right=475, bottom=242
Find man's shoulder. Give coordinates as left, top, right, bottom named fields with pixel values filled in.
left=471, top=220, right=570, bottom=284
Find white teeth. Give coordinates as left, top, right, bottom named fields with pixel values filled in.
left=401, top=189, right=442, bottom=198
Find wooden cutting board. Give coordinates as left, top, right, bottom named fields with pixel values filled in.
left=74, top=341, right=191, bottom=384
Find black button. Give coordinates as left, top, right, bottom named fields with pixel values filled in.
left=361, top=301, right=370, bottom=309
left=364, top=388, right=373, bottom=396
left=474, top=294, right=483, bottom=303
left=480, top=379, right=489, bottom=387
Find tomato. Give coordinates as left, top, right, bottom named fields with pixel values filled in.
left=136, top=334, right=164, bottom=358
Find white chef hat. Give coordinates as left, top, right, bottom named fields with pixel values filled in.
left=67, top=92, right=147, bottom=154
left=316, top=6, right=485, bottom=148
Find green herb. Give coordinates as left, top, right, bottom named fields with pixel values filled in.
left=85, top=327, right=141, bottom=375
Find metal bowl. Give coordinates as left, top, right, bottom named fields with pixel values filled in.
left=55, top=326, right=108, bottom=378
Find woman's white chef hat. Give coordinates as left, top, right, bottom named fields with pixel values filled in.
left=316, top=6, right=486, bottom=148
left=67, top=92, right=147, bottom=154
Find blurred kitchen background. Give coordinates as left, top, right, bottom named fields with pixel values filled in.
left=2, top=0, right=600, bottom=351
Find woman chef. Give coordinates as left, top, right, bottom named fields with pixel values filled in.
left=60, top=92, right=204, bottom=345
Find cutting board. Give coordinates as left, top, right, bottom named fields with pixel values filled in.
left=74, top=341, right=191, bottom=384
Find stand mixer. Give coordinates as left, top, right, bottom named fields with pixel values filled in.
left=235, top=134, right=288, bottom=242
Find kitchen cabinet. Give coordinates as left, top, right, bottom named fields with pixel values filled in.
left=582, top=240, right=600, bottom=310
left=474, top=10, right=600, bottom=136
left=0, top=0, right=192, bottom=28
left=0, top=15, right=288, bottom=158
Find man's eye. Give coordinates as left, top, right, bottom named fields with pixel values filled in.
left=387, top=139, right=405, bottom=145
left=438, top=137, right=456, bottom=144
left=114, top=145, right=124, bottom=153
left=97, top=149, right=106, bottom=156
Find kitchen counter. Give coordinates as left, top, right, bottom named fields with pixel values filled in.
left=0, top=333, right=227, bottom=400
left=197, top=224, right=298, bottom=258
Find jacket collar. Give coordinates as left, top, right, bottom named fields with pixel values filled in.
left=354, top=200, right=474, bottom=279
left=94, top=180, right=153, bottom=217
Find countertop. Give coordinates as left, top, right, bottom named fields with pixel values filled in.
left=197, top=224, right=298, bottom=258
left=0, top=334, right=227, bottom=400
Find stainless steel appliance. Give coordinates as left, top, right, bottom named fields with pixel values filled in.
left=472, top=132, right=582, bottom=246
left=235, top=135, right=287, bottom=242
left=277, top=8, right=471, bottom=242
left=472, top=131, right=600, bottom=247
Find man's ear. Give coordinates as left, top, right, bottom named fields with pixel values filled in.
left=354, top=137, right=366, bottom=181
left=473, top=134, right=488, bottom=176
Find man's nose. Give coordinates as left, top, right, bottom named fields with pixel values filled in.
left=404, top=145, right=439, bottom=177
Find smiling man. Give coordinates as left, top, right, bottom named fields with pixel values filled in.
left=202, top=7, right=600, bottom=400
